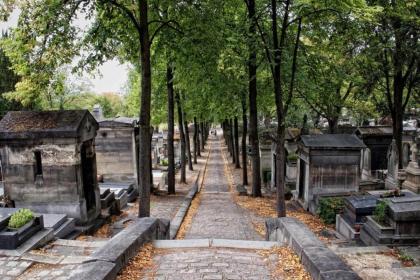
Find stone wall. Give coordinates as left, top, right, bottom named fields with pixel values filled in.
left=1, top=140, right=80, bottom=204
left=96, top=127, right=136, bottom=181
left=266, top=217, right=361, bottom=280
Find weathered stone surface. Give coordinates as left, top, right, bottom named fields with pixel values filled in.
left=266, top=217, right=325, bottom=257
left=267, top=217, right=361, bottom=279
left=92, top=217, right=169, bottom=271
left=301, top=247, right=361, bottom=280
left=68, top=260, right=117, bottom=280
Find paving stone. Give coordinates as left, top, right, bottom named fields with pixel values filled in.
left=185, top=138, right=262, bottom=241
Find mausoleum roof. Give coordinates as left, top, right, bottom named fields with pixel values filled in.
left=355, top=126, right=393, bottom=136
left=301, top=134, right=366, bottom=149
left=0, top=110, right=98, bottom=139
left=99, top=117, right=138, bottom=127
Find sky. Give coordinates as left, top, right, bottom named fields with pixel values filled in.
left=0, top=9, right=129, bottom=95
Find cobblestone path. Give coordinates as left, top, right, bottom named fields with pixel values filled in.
left=144, top=248, right=273, bottom=280
left=143, top=133, right=276, bottom=279
left=185, top=135, right=261, bottom=240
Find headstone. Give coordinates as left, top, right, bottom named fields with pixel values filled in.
left=361, top=148, right=372, bottom=180
left=385, top=140, right=399, bottom=189
left=402, top=143, right=410, bottom=168
left=402, top=139, right=420, bottom=194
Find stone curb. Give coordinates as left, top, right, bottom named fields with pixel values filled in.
left=153, top=239, right=282, bottom=250
left=68, top=217, right=170, bottom=280
left=169, top=144, right=212, bottom=239
left=266, top=217, right=361, bottom=280
left=169, top=172, right=200, bottom=239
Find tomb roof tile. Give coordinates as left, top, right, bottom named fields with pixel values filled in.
left=301, top=134, right=366, bottom=149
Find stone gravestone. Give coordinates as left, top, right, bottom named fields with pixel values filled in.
left=361, top=148, right=372, bottom=180
left=385, top=140, right=399, bottom=189
left=402, top=138, right=420, bottom=193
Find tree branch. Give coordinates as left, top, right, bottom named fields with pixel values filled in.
left=285, top=17, right=302, bottom=115
left=149, top=20, right=183, bottom=46
left=255, top=19, right=274, bottom=76
left=106, top=0, right=141, bottom=32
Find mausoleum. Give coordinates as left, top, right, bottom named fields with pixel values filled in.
left=95, top=117, right=139, bottom=182
left=296, top=134, right=365, bottom=213
left=0, top=110, right=101, bottom=224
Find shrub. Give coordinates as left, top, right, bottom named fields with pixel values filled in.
left=317, top=197, right=345, bottom=224
left=8, top=209, right=34, bottom=229
left=161, top=159, right=169, bottom=166
left=373, top=201, right=388, bottom=225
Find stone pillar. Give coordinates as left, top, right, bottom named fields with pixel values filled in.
left=402, top=139, right=420, bottom=193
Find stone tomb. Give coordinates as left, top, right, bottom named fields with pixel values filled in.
left=402, top=134, right=420, bottom=194
left=355, top=126, right=393, bottom=180
left=360, top=194, right=420, bottom=245
left=95, top=117, right=139, bottom=182
left=0, top=210, right=44, bottom=250
left=270, top=128, right=322, bottom=191
left=260, top=142, right=272, bottom=189
left=336, top=195, right=378, bottom=240
left=99, top=182, right=138, bottom=202
left=336, top=190, right=417, bottom=240
left=0, top=110, right=101, bottom=224
left=296, top=134, right=365, bottom=213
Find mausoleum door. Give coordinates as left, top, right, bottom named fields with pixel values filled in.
left=81, top=141, right=96, bottom=211
left=298, top=159, right=305, bottom=199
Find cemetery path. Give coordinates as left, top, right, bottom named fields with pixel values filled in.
left=142, top=247, right=273, bottom=280
left=134, top=133, right=277, bottom=280
left=184, top=135, right=262, bottom=241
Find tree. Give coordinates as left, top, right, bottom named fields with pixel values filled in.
left=0, top=33, right=20, bottom=116
left=364, top=0, right=419, bottom=165
left=246, top=0, right=262, bottom=197
left=166, top=64, right=176, bottom=194
left=2, top=0, right=161, bottom=217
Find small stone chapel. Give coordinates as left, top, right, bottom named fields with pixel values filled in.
left=0, top=110, right=101, bottom=224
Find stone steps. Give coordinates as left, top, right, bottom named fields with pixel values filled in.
left=153, top=239, right=282, bottom=250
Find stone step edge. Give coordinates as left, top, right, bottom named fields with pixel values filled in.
left=153, top=239, right=282, bottom=250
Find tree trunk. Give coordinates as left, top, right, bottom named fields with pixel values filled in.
left=138, top=0, right=152, bottom=217
left=271, top=0, right=290, bottom=217
left=149, top=126, right=154, bottom=192
left=230, top=119, right=236, bottom=164
left=393, top=78, right=404, bottom=167
left=392, top=25, right=405, bottom=167
left=241, top=91, right=248, bottom=185
left=247, top=0, right=261, bottom=197
left=327, top=118, right=338, bottom=134
left=234, top=116, right=241, bottom=169
left=184, top=120, right=193, bottom=171
left=196, top=118, right=201, bottom=156
left=176, top=92, right=186, bottom=184
left=167, top=64, right=175, bottom=194
left=193, top=116, right=198, bottom=164
left=200, top=122, right=205, bottom=150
